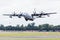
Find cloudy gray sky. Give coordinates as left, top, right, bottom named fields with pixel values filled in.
left=0, top=0, right=60, bottom=26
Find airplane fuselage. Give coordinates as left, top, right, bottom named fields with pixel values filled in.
left=21, top=13, right=34, bottom=21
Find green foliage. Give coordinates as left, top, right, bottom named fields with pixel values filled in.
left=0, top=23, right=60, bottom=31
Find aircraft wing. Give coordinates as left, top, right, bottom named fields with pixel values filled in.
left=3, top=14, right=12, bottom=16
left=45, top=12, right=56, bottom=17
left=3, top=14, right=14, bottom=18
left=46, top=12, right=56, bottom=14
left=3, top=14, right=22, bottom=18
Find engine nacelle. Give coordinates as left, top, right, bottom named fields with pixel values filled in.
left=47, top=14, right=50, bottom=17
left=18, top=16, right=21, bottom=18
left=10, top=15, right=12, bottom=18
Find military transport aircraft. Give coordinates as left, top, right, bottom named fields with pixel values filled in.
left=3, top=9, right=56, bottom=21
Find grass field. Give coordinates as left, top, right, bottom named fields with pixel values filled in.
left=0, top=38, right=60, bottom=40
left=0, top=31, right=60, bottom=36
left=0, top=31, right=60, bottom=40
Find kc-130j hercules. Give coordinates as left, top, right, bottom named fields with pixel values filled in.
left=3, top=9, right=56, bottom=21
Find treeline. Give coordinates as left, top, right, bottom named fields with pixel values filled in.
left=0, top=23, right=60, bottom=32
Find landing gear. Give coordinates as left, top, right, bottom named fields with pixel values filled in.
left=25, top=18, right=28, bottom=21
left=25, top=18, right=34, bottom=21
left=25, top=19, right=28, bottom=21
left=31, top=19, right=33, bottom=21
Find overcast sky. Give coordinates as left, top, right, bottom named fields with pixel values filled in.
left=0, top=0, right=60, bottom=26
